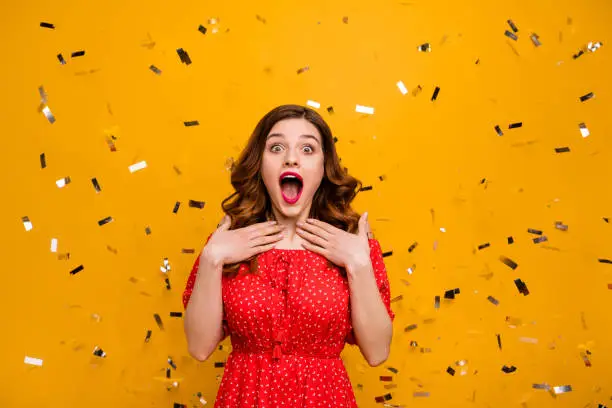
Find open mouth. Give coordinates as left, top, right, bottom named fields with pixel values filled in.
left=279, top=172, right=303, bottom=204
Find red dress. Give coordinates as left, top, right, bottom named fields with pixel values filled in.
left=183, top=236, right=395, bottom=408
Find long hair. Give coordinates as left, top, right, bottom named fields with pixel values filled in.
left=220, top=104, right=363, bottom=276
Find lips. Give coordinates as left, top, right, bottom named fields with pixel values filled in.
left=279, top=171, right=303, bottom=204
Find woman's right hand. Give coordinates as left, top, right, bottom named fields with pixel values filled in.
left=202, top=215, right=285, bottom=265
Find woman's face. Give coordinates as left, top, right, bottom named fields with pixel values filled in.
left=261, top=118, right=325, bottom=220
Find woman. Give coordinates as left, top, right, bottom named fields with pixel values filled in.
left=183, top=104, right=395, bottom=407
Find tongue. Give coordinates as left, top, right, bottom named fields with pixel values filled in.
left=281, top=180, right=301, bottom=199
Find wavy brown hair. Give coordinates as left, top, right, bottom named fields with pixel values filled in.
left=220, top=104, right=363, bottom=276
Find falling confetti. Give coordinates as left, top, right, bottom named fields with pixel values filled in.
left=500, top=255, right=518, bottom=270
left=355, top=104, right=374, bottom=115
left=396, top=80, right=408, bottom=95
left=417, top=43, right=431, bottom=52
left=505, top=30, right=518, bottom=41
left=579, top=122, right=590, bottom=137
left=306, top=100, right=321, bottom=109
left=129, top=161, right=147, bottom=173
left=431, top=86, right=440, bottom=101
left=24, top=356, right=43, bottom=366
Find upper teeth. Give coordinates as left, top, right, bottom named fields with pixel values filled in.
left=283, top=175, right=298, bottom=180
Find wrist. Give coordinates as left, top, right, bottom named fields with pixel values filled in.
left=201, top=247, right=224, bottom=269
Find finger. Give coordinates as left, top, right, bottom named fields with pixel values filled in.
left=257, top=241, right=282, bottom=254
left=300, top=220, right=332, bottom=240
left=296, top=226, right=328, bottom=248
left=304, top=218, right=336, bottom=234
left=300, top=240, right=326, bottom=255
left=246, top=220, right=278, bottom=232
left=249, top=224, right=284, bottom=241
left=251, top=230, right=284, bottom=247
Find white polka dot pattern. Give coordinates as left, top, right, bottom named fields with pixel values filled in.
left=183, top=235, right=395, bottom=407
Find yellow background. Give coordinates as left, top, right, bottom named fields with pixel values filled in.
left=2, top=0, right=611, bottom=406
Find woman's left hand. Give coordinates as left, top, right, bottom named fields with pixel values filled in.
left=297, top=212, right=372, bottom=270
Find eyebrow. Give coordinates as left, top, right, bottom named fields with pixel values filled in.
left=266, top=133, right=321, bottom=146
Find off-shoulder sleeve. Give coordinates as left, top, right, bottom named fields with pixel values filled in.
left=346, top=238, right=395, bottom=345
left=182, top=233, right=230, bottom=341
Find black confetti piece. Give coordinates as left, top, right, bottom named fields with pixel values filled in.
left=98, top=216, right=113, bottom=226
left=431, top=86, right=440, bottom=101
left=93, top=346, right=106, bottom=357
left=176, top=48, right=192, bottom=65
left=580, top=92, right=594, bottom=102
left=387, top=366, right=399, bottom=374
left=502, top=365, right=517, bottom=373
left=168, top=357, right=177, bottom=369
left=487, top=296, right=500, bottom=305
left=573, top=49, right=585, bottom=59
left=603, top=217, right=609, bottom=223
left=500, top=255, right=518, bottom=270
left=533, top=236, right=548, bottom=244
left=145, top=226, right=151, bottom=235
left=166, top=368, right=171, bottom=378
left=40, top=22, right=55, bottom=29
left=332, top=136, right=338, bottom=143
left=404, top=324, right=418, bottom=332
left=444, top=289, right=455, bottom=299
left=434, top=295, right=440, bottom=309
left=507, top=19, right=519, bottom=32
left=497, top=334, right=502, bottom=350
left=494, top=125, right=504, bottom=136
left=92, top=178, right=101, bottom=192
left=379, top=375, right=393, bottom=381
left=173, top=201, right=181, bottom=214
left=359, top=185, right=373, bottom=191
left=514, top=278, right=529, bottom=295
left=154, top=313, right=164, bottom=330
left=408, top=242, right=418, bottom=252
left=174, top=404, right=186, bottom=408
left=478, top=243, right=490, bottom=250
left=214, top=362, right=226, bottom=368
left=555, top=221, right=568, bottom=231
left=505, top=30, right=518, bottom=41
left=198, top=24, right=207, bottom=35
left=417, top=42, right=431, bottom=52
left=326, top=106, right=334, bottom=114
left=144, top=330, right=152, bottom=342
left=508, top=122, right=522, bottom=129
left=189, top=200, right=205, bottom=209
left=527, top=228, right=542, bottom=235
left=170, top=312, right=183, bottom=318
left=40, top=153, right=46, bottom=168
left=165, top=277, right=171, bottom=290
left=555, top=147, right=571, bottom=153
left=382, top=251, right=393, bottom=258
left=374, top=393, right=393, bottom=403
left=598, top=258, right=612, bottom=264
left=447, top=366, right=456, bottom=376
left=57, top=53, right=66, bottom=64
left=70, top=265, right=84, bottom=275
left=149, top=65, right=162, bottom=75
left=507, top=236, right=514, bottom=244
left=184, top=120, right=199, bottom=127
left=71, top=50, right=85, bottom=58
left=530, top=33, right=542, bottom=46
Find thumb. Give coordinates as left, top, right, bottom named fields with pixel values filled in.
left=217, top=215, right=231, bottom=231
left=358, top=212, right=368, bottom=238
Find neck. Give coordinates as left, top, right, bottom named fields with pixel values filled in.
left=269, top=202, right=312, bottom=242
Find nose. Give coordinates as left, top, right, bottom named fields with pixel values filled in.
left=284, top=158, right=298, bottom=167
